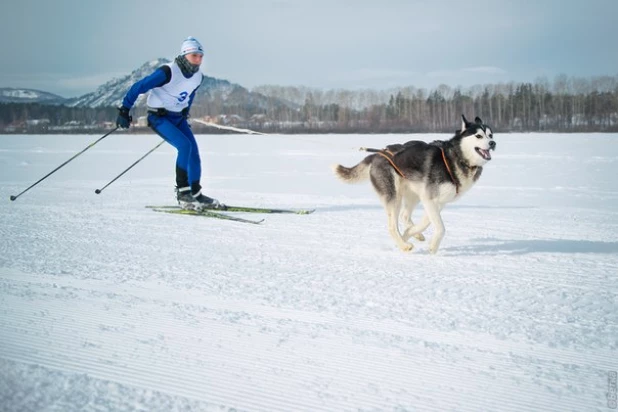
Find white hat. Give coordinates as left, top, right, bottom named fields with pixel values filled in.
left=180, top=36, right=204, bottom=56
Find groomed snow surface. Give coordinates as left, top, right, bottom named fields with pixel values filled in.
left=1, top=132, right=617, bottom=411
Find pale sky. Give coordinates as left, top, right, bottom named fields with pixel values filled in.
left=2, top=0, right=617, bottom=97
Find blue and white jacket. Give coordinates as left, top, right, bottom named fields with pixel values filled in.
left=121, top=62, right=203, bottom=114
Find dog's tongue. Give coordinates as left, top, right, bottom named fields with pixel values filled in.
left=480, top=149, right=491, bottom=160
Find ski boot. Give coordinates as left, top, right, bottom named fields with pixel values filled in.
left=192, top=191, right=227, bottom=211
left=176, top=187, right=226, bottom=211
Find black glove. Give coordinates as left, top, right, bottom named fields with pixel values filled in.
left=116, top=106, right=132, bottom=129
left=181, top=108, right=190, bottom=119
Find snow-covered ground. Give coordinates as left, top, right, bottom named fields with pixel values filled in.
left=1, top=131, right=617, bottom=411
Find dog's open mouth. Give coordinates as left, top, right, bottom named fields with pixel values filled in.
left=475, top=147, right=492, bottom=160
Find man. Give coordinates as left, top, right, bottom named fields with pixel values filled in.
left=116, top=36, right=225, bottom=210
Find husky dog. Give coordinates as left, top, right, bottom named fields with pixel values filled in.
left=333, top=115, right=495, bottom=254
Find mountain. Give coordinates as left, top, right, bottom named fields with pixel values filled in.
left=65, top=58, right=171, bottom=108
left=1, top=59, right=297, bottom=117
left=0, top=88, right=67, bottom=104
left=64, top=58, right=296, bottom=114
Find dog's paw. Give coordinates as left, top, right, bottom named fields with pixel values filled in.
left=403, top=232, right=424, bottom=242
left=402, top=227, right=425, bottom=242
left=399, top=243, right=414, bottom=252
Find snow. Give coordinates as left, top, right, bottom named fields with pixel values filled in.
left=2, top=89, right=40, bottom=99
left=1, top=132, right=617, bottom=411
left=0, top=88, right=64, bottom=104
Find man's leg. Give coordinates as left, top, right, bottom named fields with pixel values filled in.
left=176, top=119, right=225, bottom=209
left=149, top=115, right=194, bottom=200
left=177, top=120, right=202, bottom=194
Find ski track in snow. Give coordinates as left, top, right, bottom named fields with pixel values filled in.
left=0, top=133, right=617, bottom=411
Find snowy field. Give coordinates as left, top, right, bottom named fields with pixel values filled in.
left=0, top=131, right=617, bottom=411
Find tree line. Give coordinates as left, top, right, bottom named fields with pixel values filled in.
left=2, top=74, right=617, bottom=133
left=253, top=74, right=618, bottom=133
left=0, top=103, right=118, bottom=132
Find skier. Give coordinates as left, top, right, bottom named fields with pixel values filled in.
left=116, top=36, right=225, bottom=210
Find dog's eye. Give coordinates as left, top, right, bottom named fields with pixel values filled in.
left=475, top=134, right=483, bottom=139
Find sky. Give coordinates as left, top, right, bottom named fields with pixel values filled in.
left=2, top=0, right=618, bottom=98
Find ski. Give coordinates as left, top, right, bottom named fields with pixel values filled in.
left=145, top=205, right=315, bottom=215
left=149, top=207, right=264, bottom=224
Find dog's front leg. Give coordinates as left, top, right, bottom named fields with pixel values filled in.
left=423, top=200, right=445, bottom=254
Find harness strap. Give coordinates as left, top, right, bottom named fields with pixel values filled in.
left=376, top=149, right=407, bottom=178
left=148, top=108, right=168, bottom=116
left=373, top=147, right=459, bottom=196
left=440, top=148, right=459, bottom=195
left=147, top=108, right=184, bottom=116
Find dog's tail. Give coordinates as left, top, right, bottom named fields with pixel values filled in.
left=332, top=154, right=374, bottom=183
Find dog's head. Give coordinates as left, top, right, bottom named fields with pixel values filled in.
left=458, top=115, right=496, bottom=166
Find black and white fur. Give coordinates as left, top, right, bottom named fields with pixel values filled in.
left=333, top=115, right=496, bottom=254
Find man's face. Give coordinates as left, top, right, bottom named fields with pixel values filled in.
left=185, top=53, right=203, bottom=66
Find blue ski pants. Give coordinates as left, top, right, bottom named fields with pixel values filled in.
left=148, top=113, right=201, bottom=190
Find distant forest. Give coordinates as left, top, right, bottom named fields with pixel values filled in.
left=2, top=74, right=617, bottom=133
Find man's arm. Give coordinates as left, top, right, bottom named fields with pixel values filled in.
left=121, top=66, right=171, bottom=109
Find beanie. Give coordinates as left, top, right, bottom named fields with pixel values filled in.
left=180, top=36, right=204, bottom=56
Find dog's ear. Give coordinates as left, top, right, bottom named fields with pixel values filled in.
left=461, top=114, right=469, bottom=133
left=475, top=116, right=483, bottom=125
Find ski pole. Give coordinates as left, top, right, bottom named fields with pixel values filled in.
left=10, top=127, right=119, bottom=201
left=95, top=139, right=165, bottom=194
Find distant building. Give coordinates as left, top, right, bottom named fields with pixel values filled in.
left=25, top=119, right=50, bottom=132
left=218, top=114, right=245, bottom=125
